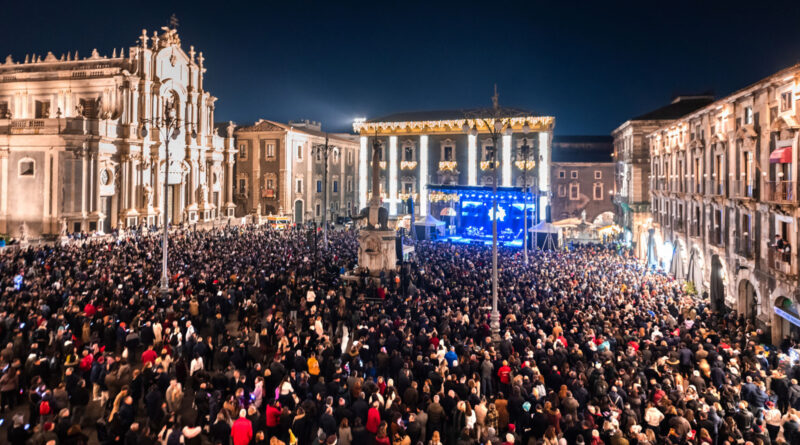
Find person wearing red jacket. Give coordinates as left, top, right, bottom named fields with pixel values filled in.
left=366, top=400, right=381, bottom=436
left=141, top=345, right=157, bottom=366
left=231, top=409, right=253, bottom=445
left=497, top=360, right=512, bottom=394
left=265, top=401, right=281, bottom=439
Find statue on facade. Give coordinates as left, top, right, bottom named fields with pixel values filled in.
left=143, top=184, right=154, bottom=207
left=59, top=218, right=68, bottom=236
left=18, top=222, right=28, bottom=243
left=200, top=183, right=209, bottom=203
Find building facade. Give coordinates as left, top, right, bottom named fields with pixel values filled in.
left=233, top=119, right=360, bottom=223
left=549, top=136, right=616, bottom=224
left=612, top=96, right=713, bottom=252
left=647, top=65, right=800, bottom=343
left=352, top=109, right=555, bottom=220
left=0, top=27, right=235, bottom=237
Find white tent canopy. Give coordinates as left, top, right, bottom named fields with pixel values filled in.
left=415, top=214, right=446, bottom=227
left=530, top=221, right=560, bottom=233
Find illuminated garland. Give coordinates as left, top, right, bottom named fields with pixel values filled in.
left=438, top=161, right=458, bottom=172
left=400, top=161, right=418, bottom=170
left=428, top=191, right=460, bottom=203
left=480, top=161, right=499, bottom=171
left=514, top=160, right=536, bottom=170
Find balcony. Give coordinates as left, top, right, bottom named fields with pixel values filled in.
left=708, top=227, right=723, bottom=246
left=735, top=237, right=754, bottom=259
left=480, top=160, right=499, bottom=171
left=768, top=248, right=793, bottom=275
left=764, top=181, right=796, bottom=204
left=731, top=180, right=754, bottom=199
left=705, top=180, right=724, bottom=196
left=438, top=161, right=458, bottom=172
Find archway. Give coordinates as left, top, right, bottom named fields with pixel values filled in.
left=592, top=211, right=615, bottom=227
left=294, top=199, right=304, bottom=224
left=737, top=279, right=758, bottom=322
left=710, top=255, right=725, bottom=312
left=670, top=240, right=687, bottom=281
left=686, top=246, right=705, bottom=296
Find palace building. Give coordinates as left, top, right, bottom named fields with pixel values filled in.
left=612, top=95, right=714, bottom=252
left=233, top=119, right=360, bottom=223
left=352, top=108, right=555, bottom=224
left=550, top=136, right=616, bottom=225
left=0, top=26, right=236, bottom=237
left=646, top=64, right=800, bottom=343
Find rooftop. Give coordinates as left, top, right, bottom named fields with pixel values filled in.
left=632, top=95, right=715, bottom=121
left=366, top=107, right=542, bottom=123
left=551, top=135, right=613, bottom=163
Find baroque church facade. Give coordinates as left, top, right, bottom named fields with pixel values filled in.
left=0, top=26, right=236, bottom=237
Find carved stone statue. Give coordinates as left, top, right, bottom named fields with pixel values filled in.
left=143, top=184, right=154, bottom=207
left=200, top=183, right=209, bottom=203
left=60, top=218, right=68, bottom=236
left=18, top=222, right=28, bottom=242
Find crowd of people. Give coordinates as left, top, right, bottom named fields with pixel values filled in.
left=0, top=224, right=798, bottom=445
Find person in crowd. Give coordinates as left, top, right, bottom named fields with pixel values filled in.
left=0, top=224, right=797, bottom=445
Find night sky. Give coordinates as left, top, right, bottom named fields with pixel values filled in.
left=2, top=0, right=800, bottom=135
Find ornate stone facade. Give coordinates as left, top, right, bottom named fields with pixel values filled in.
left=646, top=65, right=800, bottom=343
left=0, top=27, right=236, bottom=237
left=352, top=109, right=555, bottom=220
left=233, top=120, right=360, bottom=223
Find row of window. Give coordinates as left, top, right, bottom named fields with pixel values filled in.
left=238, top=142, right=354, bottom=165
left=557, top=170, right=603, bottom=180
left=556, top=183, right=605, bottom=200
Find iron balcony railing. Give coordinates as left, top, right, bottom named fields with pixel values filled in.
left=764, top=181, right=796, bottom=204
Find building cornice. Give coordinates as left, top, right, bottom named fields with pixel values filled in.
left=353, top=116, right=555, bottom=136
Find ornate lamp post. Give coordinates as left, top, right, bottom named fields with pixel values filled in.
left=312, top=134, right=338, bottom=245
left=463, top=115, right=512, bottom=343
left=141, top=96, right=194, bottom=297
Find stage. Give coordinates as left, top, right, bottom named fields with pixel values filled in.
left=427, top=184, right=537, bottom=248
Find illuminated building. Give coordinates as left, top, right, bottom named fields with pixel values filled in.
left=646, top=64, right=800, bottom=342
left=0, top=26, right=235, bottom=237
left=550, top=136, right=616, bottom=225
left=612, top=95, right=713, bottom=252
left=233, top=119, right=360, bottom=223
left=352, top=109, right=554, bottom=222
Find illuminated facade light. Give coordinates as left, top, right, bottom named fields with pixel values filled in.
left=389, top=136, right=398, bottom=215
left=502, top=134, right=512, bottom=186
left=420, top=135, right=428, bottom=216
left=359, top=136, right=367, bottom=209
left=468, top=134, right=477, bottom=185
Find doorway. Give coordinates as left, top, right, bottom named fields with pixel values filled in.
left=738, top=279, right=758, bottom=322
left=101, top=196, right=112, bottom=233
left=294, top=200, right=304, bottom=224
left=710, top=254, right=725, bottom=312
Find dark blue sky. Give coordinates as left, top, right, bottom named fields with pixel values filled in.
left=2, top=0, right=799, bottom=134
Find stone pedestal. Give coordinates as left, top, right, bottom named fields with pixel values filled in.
left=358, top=229, right=397, bottom=276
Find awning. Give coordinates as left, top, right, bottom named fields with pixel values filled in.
left=770, top=142, right=793, bottom=164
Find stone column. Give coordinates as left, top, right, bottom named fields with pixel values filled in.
left=81, top=151, right=88, bottom=217
left=92, top=154, right=101, bottom=220
left=420, top=134, right=429, bottom=216
left=0, top=150, right=8, bottom=233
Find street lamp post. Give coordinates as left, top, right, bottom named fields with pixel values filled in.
left=141, top=97, right=193, bottom=298
left=312, top=134, right=337, bottom=245
left=462, top=117, right=512, bottom=343
left=520, top=123, right=531, bottom=265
